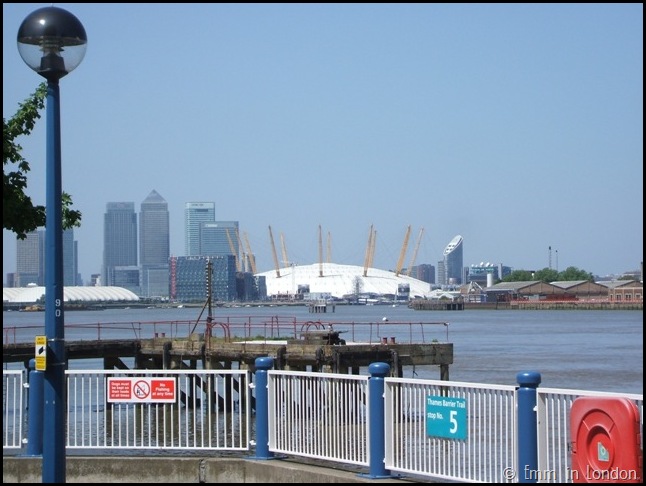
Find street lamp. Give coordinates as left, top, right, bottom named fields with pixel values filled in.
left=17, top=7, right=86, bottom=483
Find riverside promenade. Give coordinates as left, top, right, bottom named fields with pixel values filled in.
left=3, top=456, right=418, bottom=483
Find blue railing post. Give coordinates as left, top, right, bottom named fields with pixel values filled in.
left=252, top=356, right=274, bottom=460
left=516, top=371, right=541, bottom=483
left=364, top=362, right=391, bottom=479
left=26, top=359, right=44, bottom=456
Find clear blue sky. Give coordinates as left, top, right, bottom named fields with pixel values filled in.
left=3, top=3, right=643, bottom=284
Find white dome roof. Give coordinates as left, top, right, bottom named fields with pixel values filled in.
left=3, top=286, right=140, bottom=304
left=256, top=263, right=431, bottom=299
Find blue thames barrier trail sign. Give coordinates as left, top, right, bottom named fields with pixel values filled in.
left=426, top=395, right=467, bottom=440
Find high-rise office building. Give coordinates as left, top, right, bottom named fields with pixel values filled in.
left=15, top=228, right=78, bottom=286
left=169, top=255, right=237, bottom=303
left=436, top=260, right=445, bottom=287
left=103, top=202, right=138, bottom=290
left=410, top=263, right=435, bottom=285
left=185, top=202, right=215, bottom=256
left=16, top=229, right=43, bottom=286
left=442, top=235, right=464, bottom=286
left=200, top=221, right=239, bottom=259
left=139, top=190, right=170, bottom=298
left=62, top=228, right=79, bottom=286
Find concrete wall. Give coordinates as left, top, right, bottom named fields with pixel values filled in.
left=3, top=456, right=416, bottom=483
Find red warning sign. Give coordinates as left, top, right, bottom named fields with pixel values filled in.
left=107, top=377, right=176, bottom=403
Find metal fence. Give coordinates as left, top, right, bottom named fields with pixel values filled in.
left=384, top=377, right=517, bottom=482
left=66, top=370, right=249, bottom=451
left=3, top=367, right=644, bottom=483
left=3, top=370, right=24, bottom=449
left=267, top=370, right=370, bottom=467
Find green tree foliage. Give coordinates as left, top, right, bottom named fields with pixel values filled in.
left=534, top=268, right=560, bottom=282
left=557, top=266, right=594, bottom=282
left=3, top=83, right=81, bottom=239
left=503, top=270, right=535, bottom=282
left=502, top=266, right=594, bottom=283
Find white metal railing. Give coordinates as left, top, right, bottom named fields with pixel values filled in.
left=3, top=370, right=24, bottom=449
left=267, top=370, right=370, bottom=467
left=536, top=388, right=643, bottom=483
left=4, top=368, right=644, bottom=484
left=65, top=369, right=250, bottom=450
left=385, top=378, right=517, bottom=483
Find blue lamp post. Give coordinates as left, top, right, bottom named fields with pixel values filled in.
left=17, top=7, right=86, bottom=483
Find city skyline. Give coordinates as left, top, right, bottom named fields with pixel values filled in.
left=3, top=4, right=643, bottom=283
left=7, top=200, right=639, bottom=289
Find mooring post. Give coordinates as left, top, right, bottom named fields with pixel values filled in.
left=516, top=371, right=541, bottom=483
left=252, top=356, right=274, bottom=459
left=362, top=361, right=391, bottom=478
left=26, top=359, right=44, bottom=456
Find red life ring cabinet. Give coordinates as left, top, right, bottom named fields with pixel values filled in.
left=570, top=397, right=642, bottom=483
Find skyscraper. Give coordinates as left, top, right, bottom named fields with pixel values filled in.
left=15, top=228, right=77, bottom=286
left=103, top=202, right=138, bottom=289
left=443, top=235, right=464, bottom=286
left=16, top=229, right=43, bottom=286
left=62, top=228, right=78, bottom=286
left=139, top=190, right=170, bottom=298
left=185, top=202, right=215, bottom=256
left=200, top=221, right=239, bottom=258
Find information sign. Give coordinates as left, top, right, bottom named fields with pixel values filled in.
left=35, top=335, right=47, bottom=371
left=426, top=395, right=467, bottom=440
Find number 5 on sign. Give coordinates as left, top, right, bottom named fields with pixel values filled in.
left=426, top=395, right=467, bottom=440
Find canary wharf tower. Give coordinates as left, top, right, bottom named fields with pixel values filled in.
left=185, top=202, right=215, bottom=256
left=103, top=202, right=137, bottom=288
left=139, top=190, right=170, bottom=297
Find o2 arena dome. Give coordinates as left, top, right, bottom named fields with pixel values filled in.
left=256, top=263, right=432, bottom=301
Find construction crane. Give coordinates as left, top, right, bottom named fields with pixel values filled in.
left=395, top=225, right=411, bottom=277
left=268, top=225, right=281, bottom=278
left=243, top=232, right=257, bottom=274
left=234, top=228, right=244, bottom=270
left=318, top=225, right=324, bottom=277
left=280, top=232, right=290, bottom=268
left=225, top=229, right=242, bottom=272
left=406, top=227, right=424, bottom=277
left=370, top=230, right=377, bottom=269
left=234, top=228, right=249, bottom=273
left=363, top=224, right=374, bottom=277
left=327, top=231, right=332, bottom=263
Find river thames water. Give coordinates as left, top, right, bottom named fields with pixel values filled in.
left=3, top=305, right=643, bottom=394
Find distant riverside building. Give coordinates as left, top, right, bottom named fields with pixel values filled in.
left=103, top=202, right=139, bottom=293
left=139, top=190, right=170, bottom=298
left=443, top=235, right=464, bottom=286
left=169, top=255, right=237, bottom=303
left=185, top=202, right=215, bottom=256
left=467, top=262, right=512, bottom=287
left=15, top=228, right=78, bottom=287
left=237, top=272, right=266, bottom=301
left=409, top=263, right=435, bottom=285
left=436, top=260, right=445, bottom=287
